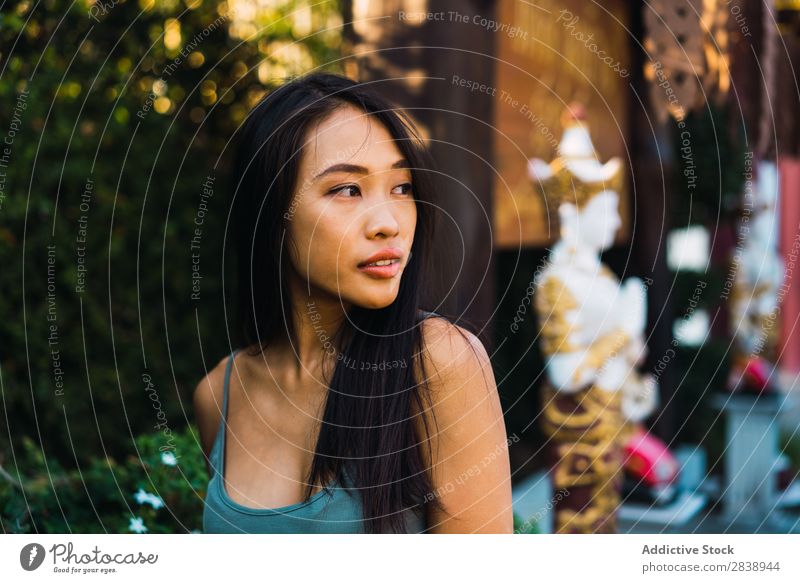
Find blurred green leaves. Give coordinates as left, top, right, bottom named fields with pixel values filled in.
left=0, top=0, right=343, bottom=532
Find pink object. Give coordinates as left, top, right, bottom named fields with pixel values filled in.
left=778, top=158, right=800, bottom=373
left=623, top=425, right=680, bottom=488
left=743, top=357, right=772, bottom=393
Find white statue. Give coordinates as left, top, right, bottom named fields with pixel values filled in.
left=530, top=104, right=658, bottom=533
left=728, top=161, right=784, bottom=392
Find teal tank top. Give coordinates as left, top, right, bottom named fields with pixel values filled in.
left=202, top=350, right=427, bottom=533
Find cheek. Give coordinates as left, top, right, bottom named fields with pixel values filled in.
left=399, top=200, right=418, bottom=240
left=288, top=208, right=354, bottom=281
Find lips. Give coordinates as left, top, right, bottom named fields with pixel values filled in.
left=357, top=247, right=404, bottom=279
left=358, top=247, right=403, bottom=267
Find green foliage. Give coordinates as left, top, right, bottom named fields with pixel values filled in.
left=668, top=270, right=729, bottom=461
left=1, top=0, right=343, bottom=533
left=0, top=0, right=342, bottom=464
left=512, top=512, right=540, bottom=534
left=670, top=342, right=728, bottom=467
left=670, top=101, right=747, bottom=225
left=1, top=425, right=207, bottom=533
left=666, top=101, right=746, bottom=458
left=780, top=430, right=800, bottom=478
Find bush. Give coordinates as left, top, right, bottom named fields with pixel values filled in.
left=0, top=0, right=343, bottom=469
left=1, top=425, right=207, bottom=533
left=512, top=512, right=540, bottom=534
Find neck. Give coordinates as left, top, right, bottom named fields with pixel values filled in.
left=553, top=237, right=601, bottom=262
left=285, top=270, right=350, bottom=379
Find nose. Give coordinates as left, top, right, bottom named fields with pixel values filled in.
left=364, top=199, right=400, bottom=240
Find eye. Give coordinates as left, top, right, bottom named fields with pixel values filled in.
left=329, top=184, right=361, bottom=197
left=391, top=182, right=413, bottom=196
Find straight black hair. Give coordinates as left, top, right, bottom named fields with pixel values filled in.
left=232, top=72, right=446, bottom=533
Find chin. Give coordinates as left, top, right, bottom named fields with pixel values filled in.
left=349, top=289, right=400, bottom=310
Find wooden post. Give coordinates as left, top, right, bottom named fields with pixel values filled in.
left=343, top=0, right=497, bottom=343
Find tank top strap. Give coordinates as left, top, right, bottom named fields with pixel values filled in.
left=221, top=349, right=238, bottom=419
left=211, top=349, right=239, bottom=472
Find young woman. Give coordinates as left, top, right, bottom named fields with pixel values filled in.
left=194, top=72, right=512, bottom=533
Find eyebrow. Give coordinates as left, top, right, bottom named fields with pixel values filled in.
left=312, top=159, right=409, bottom=181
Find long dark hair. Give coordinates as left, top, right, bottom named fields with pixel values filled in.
left=232, top=72, right=444, bottom=533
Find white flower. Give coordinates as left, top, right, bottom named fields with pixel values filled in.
left=128, top=516, right=148, bottom=534
left=133, top=488, right=165, bottom=510
left=147, top=494, right=165, bottom=510
left=133, top=488, right=150, bottom=505
left=160, top=451, right=178, bottom=466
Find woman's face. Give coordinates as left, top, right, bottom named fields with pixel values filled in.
left=285, top=105, right=417, bottom=310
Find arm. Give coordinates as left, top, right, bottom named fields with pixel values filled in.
left=414, top=317, right=513, bottom=533
left=543, top=328, right=631, bottom=392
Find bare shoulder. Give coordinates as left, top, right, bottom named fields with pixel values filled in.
left=193, top=353, right=232, bottom=460
left=414, top=316, right=512, bottom=532
left=417, top=316, right=493, bottom=394
left=415, top=315, right=500, bottom=433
